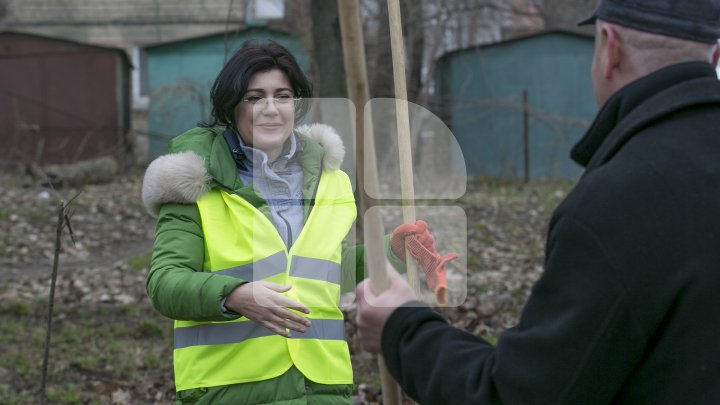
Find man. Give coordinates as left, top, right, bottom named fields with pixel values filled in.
left=355, top=0, right=720, bottom=403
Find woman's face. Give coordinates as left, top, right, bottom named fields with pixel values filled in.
left=235, top=69, right=295, bottom=161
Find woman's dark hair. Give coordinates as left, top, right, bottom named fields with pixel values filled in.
left=201, top=39, right=313, bottom=127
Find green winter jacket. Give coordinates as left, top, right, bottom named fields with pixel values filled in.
left=141, top=124, right=403, bottom=404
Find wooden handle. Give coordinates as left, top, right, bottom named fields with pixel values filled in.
left=337, top=1, right=403, bottom=403
left=387, top=0, right=422, bottom=295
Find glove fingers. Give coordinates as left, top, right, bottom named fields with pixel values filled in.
left=434, top=270, right=448, bottom=307
left=393, top=223, right=420, bottom=238
left=415, top=231, right=435, bottom=249
left=391, top=223, right=423, bottom=261
left=441, top=252, right=459, bottom=263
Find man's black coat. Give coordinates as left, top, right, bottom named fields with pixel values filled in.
left=382, top=62, right=720, bottom=404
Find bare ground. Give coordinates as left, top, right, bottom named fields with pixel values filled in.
left=0, top=170, right=571, bottom=404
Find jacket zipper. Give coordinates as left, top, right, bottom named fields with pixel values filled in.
left=278, top=211, right=293, bottom=248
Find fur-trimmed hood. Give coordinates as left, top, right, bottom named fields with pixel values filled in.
left=141, top=123, right=345, bottom=217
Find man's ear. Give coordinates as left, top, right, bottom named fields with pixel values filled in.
left=602, top=24, right=622, bottom=79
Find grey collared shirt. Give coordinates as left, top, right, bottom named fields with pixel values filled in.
left=235, top=133, right=305, bottom=248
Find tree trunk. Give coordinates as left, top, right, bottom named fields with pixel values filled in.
left=311, top=0, right=347, bottom=98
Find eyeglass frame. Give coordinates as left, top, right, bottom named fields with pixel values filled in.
left=239, top=95, right=301, bottom=108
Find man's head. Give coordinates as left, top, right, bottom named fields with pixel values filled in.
left=580, top=0, right=720, bottom=107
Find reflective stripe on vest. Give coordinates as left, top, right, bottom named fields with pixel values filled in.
left=210, top=251, right=287, bottom=281
left=174, top=319, right=345, bottom=349
left=173, top=169, right=356, bottom=391
left=208, top=253, right=341, bottom=285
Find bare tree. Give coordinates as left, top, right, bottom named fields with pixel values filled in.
left=361, top=0, right=545, bottom=101
left=310, top=0, right=347, bottom=98
left=307, top=0, right=593, bottom=175
left=537, top=0, right=598, bottom=33
left=354, top=0, right=544, bottom=165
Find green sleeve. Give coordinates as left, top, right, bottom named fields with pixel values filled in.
left=340, top=234, right=407, bottom=294
left=384, top=233, right=407, bottom=273
left=146, top=203, right=246, bottom=322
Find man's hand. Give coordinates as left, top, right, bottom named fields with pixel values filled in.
left=225, top=281, right=311, bottom=338
left=356, top=264, right=417, bottom=353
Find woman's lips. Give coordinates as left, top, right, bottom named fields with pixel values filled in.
left=257, top=123, right=283, bottom=129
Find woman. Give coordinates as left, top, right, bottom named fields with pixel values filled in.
left=141, top=40, right=420, bottom=404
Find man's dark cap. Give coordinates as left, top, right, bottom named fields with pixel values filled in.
left=578, top=0, right=720, bottom=44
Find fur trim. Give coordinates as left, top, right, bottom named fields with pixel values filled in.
left=141, top=151, right=210, bottom=217
left=296, top=123, right=345, bottom=170
left=141, top=125, right=345, bottom=217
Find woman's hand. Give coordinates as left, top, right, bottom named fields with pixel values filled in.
left=224, top=281, right=311, bottom=338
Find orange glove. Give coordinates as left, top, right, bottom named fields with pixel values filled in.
left=390, top=220, right=459, bottom=306
left=390, top=220, right=432, bottom=260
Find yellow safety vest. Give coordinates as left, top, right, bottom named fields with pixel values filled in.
left=172, top=169, right=356, bottom=391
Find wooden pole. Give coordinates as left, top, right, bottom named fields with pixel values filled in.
left=337, top=1, right=403, bottom=404
left=387, top=0, right=422, bottom=294
left=337, top=0, right=388, bottom=296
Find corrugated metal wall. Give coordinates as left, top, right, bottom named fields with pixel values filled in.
left=0, top=32, right=130, bottom=167
left=435, top=31, right=597, bottom=180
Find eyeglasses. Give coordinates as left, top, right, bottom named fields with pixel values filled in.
left=240, top=95, right=299, bottom=107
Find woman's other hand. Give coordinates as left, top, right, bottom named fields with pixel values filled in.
left=225, top=281, right=311, bottom=337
